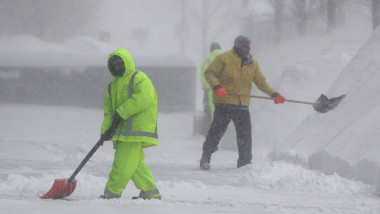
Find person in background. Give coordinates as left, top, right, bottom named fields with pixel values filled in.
left=99, top=48, right=161, bottom=200
left=200, top=42, right=223, bottom=124
left=200, top=35, right=286, bottom=170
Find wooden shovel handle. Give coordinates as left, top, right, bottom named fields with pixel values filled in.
left=229, top=93, right=316, bottom=106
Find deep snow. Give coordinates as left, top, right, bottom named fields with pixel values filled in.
left=279, top=26, right=380, bottom=166
left=1, top=105, right=380, bottom=214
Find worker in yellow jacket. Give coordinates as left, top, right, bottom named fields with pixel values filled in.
left=200, top=35, right=286, bottom=170
left=99, top=48, right=161, bottom=200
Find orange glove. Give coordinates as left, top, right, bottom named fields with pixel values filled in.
left=215, top=87, right=227, bottom=97
left=272, top=93, right=285, bottom=104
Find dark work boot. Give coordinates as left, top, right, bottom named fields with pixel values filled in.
left=237, top=160, right=252, bottom=168
left=200, top=161, right=210, bottom=170
left=132, top=189, right=161, bottom=200
left=200, top=152, right=211, bottom=170
left=99, top=189, right=121, bottom=199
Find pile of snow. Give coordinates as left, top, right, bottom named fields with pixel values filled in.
left=252, top=44, right=357, bottom=150
left=280, top=27, right=380, bottom=167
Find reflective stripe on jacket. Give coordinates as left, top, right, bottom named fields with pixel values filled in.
left=205, top=48, right=277, bottom=106
left=101, top=48, right=158, bottom=148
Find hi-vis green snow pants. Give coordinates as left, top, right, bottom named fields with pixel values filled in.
left=104, top=141, right=160, bottom=198
left=203, top=90, right=215, bottom=122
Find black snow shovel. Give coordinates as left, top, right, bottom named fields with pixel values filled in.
left=229, top=93, right=346, bottom=113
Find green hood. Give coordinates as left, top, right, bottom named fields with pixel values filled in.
left=107, top=48, right=136, bottom=77
left=210, top=49, right=223, bottom=62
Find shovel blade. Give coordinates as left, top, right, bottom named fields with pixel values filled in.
left=313, top=94, right=346, bottom=113
left=40, top=178, right=77, bottom=199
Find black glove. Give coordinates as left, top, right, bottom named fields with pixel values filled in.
left=101, top=112, right=123, bottom=142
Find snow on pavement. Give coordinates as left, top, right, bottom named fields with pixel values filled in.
left=0, top=104, right=379, bottom=213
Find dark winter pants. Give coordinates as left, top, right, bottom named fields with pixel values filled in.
left=201, top=104, right=252, bottom=168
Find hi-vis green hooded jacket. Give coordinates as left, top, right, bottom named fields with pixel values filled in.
left=101, top=48, right=158, bottom=148
left=201, top=49, right=223, bottom=91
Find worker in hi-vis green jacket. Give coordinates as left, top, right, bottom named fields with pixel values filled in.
left=200, top=42, right=223, bottom=122
left=99, top=48, right=161, bottom=200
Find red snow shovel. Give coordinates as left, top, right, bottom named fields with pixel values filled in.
left=229, top=93, right=346, bottom=113
left=40, top=137, right=106, bottom=199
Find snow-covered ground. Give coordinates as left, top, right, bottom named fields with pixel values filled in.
left=1, top=4, right=380, bottom=213
left=1, top=104, right=380, bottom=214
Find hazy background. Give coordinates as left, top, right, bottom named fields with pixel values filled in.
left=1, top=0, right=378, bottom=111
left=1, top=0, right=377, bottom=63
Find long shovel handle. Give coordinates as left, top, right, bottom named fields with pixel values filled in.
left=229, top=94, right=316, bottom=105
left=67, top=138, right=105, bottom=183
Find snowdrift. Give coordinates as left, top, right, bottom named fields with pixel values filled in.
left=252, top=44, right=355, bottom=150
left=1, top=105, right=379, bottom=214
left=279, top=27, right=380, bottom=186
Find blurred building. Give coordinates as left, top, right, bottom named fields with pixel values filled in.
left=0, top=36, right=196, bottom=112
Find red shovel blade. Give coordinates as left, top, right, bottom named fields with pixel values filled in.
left=40, top=178, right=77, bottom=199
